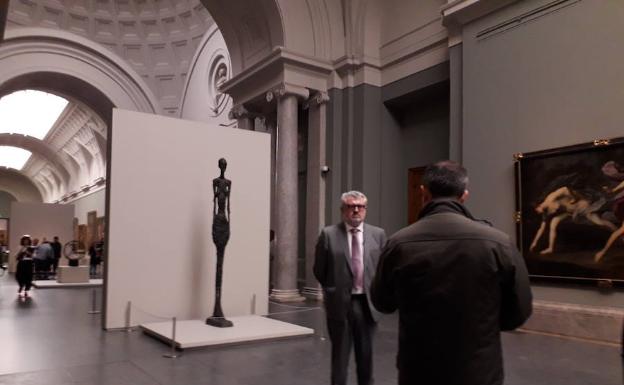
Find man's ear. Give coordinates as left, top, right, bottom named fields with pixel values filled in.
left=459, top=189, right=469, bottom=203
left=420, top=185, right=432, bottom=205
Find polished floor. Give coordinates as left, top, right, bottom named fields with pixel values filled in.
left=0, top=273, right=622, bottom=385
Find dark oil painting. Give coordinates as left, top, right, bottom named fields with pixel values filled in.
left=516, top=138, right=624, bottom=282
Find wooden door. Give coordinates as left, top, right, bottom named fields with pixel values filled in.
left=408, top=167, right=426, bottom=224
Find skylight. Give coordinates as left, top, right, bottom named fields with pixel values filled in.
left=0, top=90, right=69, bottom=140
left=0, top=146, right=32, bottom=170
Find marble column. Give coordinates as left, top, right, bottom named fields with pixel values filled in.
left=268, top=84, right=308, bottom=302
left=228, top=104, right=254, bottom=130
left=302, top=91, right=329, bottom=300
left=264, top=116, right=278, bottom=291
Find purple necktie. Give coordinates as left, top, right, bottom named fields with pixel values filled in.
left=350, top=228, right=363, bottom=291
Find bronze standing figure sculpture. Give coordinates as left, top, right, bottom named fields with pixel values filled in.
left=206, top=158, right=234, bottom=327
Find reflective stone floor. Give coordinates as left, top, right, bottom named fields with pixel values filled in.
left=0, top=273, right=621, bottom=385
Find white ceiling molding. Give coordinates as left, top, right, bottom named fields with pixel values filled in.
left=441, top=0, right=520, bottom=27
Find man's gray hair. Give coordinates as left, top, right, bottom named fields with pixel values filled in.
left=341, top=191, right=367, bottom=205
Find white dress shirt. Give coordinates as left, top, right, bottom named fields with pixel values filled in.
left=345, top=222, right=364, bottom=294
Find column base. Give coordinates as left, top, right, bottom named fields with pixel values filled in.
left=301, top=286, right=323, bottom=300
left=270, top=288, right=306, bottom=303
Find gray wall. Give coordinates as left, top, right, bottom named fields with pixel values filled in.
left=326, top=85, right=385, bottom=227
left=462, top=0, right=624, bottom=234
left=461, top=0, right=624, bottom=303
left=71, top=188, right=106, bottom=225
left=326, top=64, right=450, bottom=235
left=400, top=95, right=450, bottom=173
left=0, top=190, right=17, bottom=218
left=380, top=104, right=404, bottom=234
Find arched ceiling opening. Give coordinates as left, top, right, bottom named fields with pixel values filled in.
left=0, top=134, right=71, bottom=185
left=0, top=24, right=159, bottom=203
left=0, top=167, right=43, bottom=203
left=0, top=87, right=108, bottom=203
left=0, top=146, right=31, bottom=170
left=1, top=72, right=115, bottom=127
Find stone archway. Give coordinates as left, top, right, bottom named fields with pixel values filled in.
left=0, top=28, right=160, bottom=119
left=199, top=0, right=343, bottom=78
left=0, top=28, right=160, bottom=201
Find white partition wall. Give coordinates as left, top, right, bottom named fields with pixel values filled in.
left=106, top=109, right=270, bottom=329
left=8, top=202, right=74, bottom=272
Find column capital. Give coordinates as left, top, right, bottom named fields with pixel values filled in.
left=228, top=104, right=250, bottom=120
left=266, top=83, right=310, bottom=103
left=304, top=91, right=330, bottom=109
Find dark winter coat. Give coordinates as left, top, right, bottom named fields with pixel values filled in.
left=371, top=199, right=532, bottom=385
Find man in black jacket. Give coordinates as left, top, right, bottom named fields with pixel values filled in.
left=371, top=160, right=532, bottom=385
left=51, top=236, right=62, bottom=274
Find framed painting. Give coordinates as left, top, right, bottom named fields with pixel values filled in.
left=73, top=217, right=79, bottom=243
left=96, top=216, right=106, bottom=240
left=515, top=137, right=624, bottom=283
left=77, top=224, right=87, bottom=252
left=87, top=210, right=97, bottom=249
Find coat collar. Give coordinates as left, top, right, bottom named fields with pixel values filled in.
left=418, top=198, right=492, bottom=226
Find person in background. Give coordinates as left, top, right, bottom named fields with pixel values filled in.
left=51, top=236, right=62, bottom=274
left=31, top=238, right=45, bottom=280
left=37, top=237, right=54, bottom=280
left=16, top=235, right=35, bottom=297
left=89, top=238, right=104, bottom=277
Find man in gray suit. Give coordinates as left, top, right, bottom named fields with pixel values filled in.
left=314, top=191, right=387, bottom=385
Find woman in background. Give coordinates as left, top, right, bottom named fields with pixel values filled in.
left=16, top=235, right=35, bottom=297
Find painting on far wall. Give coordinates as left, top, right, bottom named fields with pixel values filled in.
left=87, top=211, right=97, bottom=248
left=0, top=218, right=8, bottom=247
left=77, top=224, right=87, bottom=252
left=96, top=216, right=105, bottom=241
left=515, top=137, right=624, bottom=282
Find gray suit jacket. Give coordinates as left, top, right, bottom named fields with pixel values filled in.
left=314, top=222, right=387, bottom=322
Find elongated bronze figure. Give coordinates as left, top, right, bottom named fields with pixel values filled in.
left=206, top=158, right=233, bottom=327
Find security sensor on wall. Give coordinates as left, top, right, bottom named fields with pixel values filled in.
left=321, top=165, right=330, bottom=175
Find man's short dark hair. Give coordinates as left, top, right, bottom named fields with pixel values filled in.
left=422, top=160, right=468, bottom=198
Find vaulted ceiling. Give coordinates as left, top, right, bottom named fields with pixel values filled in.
left=1, top=0, right=218, bottom=203
left=7, top=0, right=215, bottom=115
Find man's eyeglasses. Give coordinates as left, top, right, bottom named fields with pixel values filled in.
left=345, top=204, right=367, bottom=211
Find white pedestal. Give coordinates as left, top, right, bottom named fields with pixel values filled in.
left=57, top=266, right=89, bottom=283
left=33, top=279, right=102, bottom=288
left=141, top=315, right=314, bottom=349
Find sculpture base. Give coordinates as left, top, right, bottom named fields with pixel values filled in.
left=141, top=316, right=314, bottom=349
left=205, top=317, right=233, bottom=328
